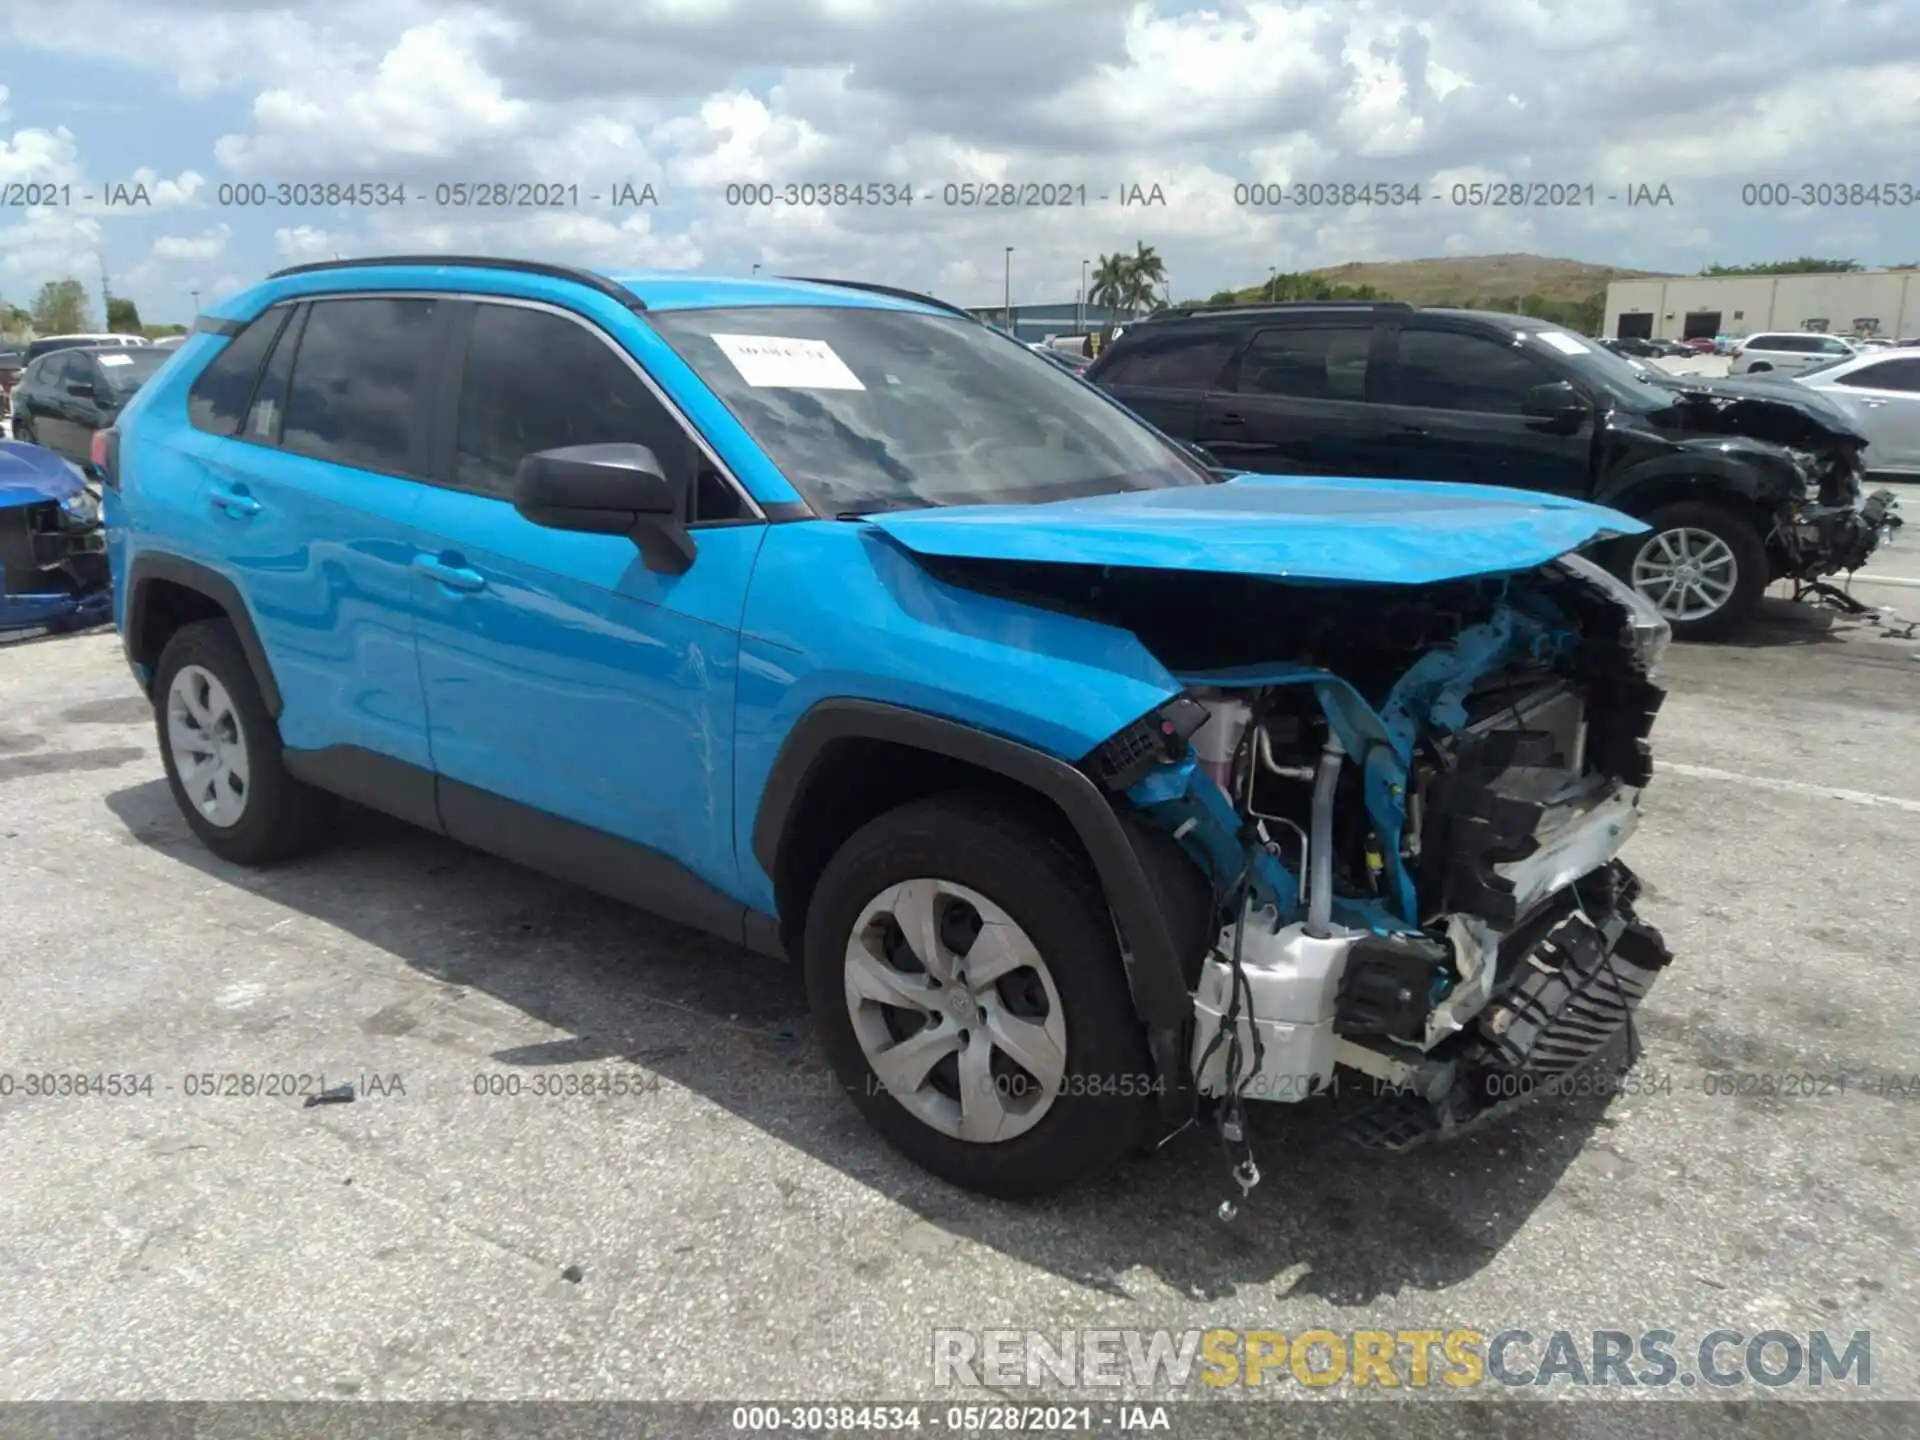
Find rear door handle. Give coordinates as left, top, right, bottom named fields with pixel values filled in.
left=1400, top=426, right=1430, bottom=437
left=1215, top=412, right=1247, bottom=426
left=207, top=485, right=261, bottom=517
left=412, top=553, right=488, bottom=593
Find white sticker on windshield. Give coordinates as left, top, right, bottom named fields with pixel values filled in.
left=1535, top=331, right=1590, bottom=355
left=97, top=353, right=135, bottom=366
left=710, top=333, right=865, bottom=390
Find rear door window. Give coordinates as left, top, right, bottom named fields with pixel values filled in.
left=1097, top=328, right=1239, bottom=391
left=1230, top=325, right=1373, bottom=401
left=1837, top=357, right=1920, bottom=392
left=281, top=297, right=441, bottom=476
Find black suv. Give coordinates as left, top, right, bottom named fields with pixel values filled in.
left=10, top=345, right=173, bottom=466
left=1087, top=302, right=1900, bottom=640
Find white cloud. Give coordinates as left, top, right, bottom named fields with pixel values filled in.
left=274, top=225, right=337, bottom=261
left=152, top=224, right=231, bottom=261
left=0, top=207, right=103, bottom=285
left=130, top=167, right=208, bottom=209
left=0, top=126, right=83, bottom=186
left=214, top=15, right=534, bottom=172
left=3, top=0, right=1920, bottom=313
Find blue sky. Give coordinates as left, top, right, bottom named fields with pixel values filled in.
left=4, top=0, right=1918, bottom=326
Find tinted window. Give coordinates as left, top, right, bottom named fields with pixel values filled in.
left=1837, top=358, right=1920, bottom=392
left=453, top=304, right=700, bottom=511
left=1098, top=328, right=1237, bottom=391
left=1395, top=328, right=1547, bottom=413
left=651, top=306, right=1210, bottom=513
left=244, top=306, right=304, bottom=443
left=1815, top=336, right=1852, bottom=354
left=93, top=348, right=171, bottom=396
left=282, top=298, right=439, bottom=474
left=1233, top=326, right=1371, bottom=401
left=189, top=309, right=288, bottom=435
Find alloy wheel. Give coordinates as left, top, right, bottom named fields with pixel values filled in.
left=166, top=664, right=251, bottom=827
left=1630, top=527, right=1739, bottom=622
left=843, top=878, right=1068, bottom=1144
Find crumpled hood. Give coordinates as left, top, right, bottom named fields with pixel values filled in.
left=0, top=440, right=84, bottom=509
left=865, top=474, right=1646, bottom=585
left=1647, top=375, right=1870, bottom=449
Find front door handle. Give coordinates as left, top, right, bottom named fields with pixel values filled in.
left=412, top=553, right=488, bottom=593
left=1400, top=426, right=1431, bottom=437
left=1215, top=412, right=1248, bottom=426
left=208, top=485, right=262, bottom=517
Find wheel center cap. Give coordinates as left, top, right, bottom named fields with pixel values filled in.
left=944, top=988, right=981, bottom=1026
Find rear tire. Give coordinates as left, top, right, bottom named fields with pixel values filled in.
left=1614, top=501, right=1768, bottom=642
left=153, top=619, right=333, bottom=865
left=803, top=795, right=1154, bottom=1199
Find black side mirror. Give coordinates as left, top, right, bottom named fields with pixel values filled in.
left=512, top=443, right=695, bottom=574
left=67, top=382, right=96, bottom=399
left=1523, top=380, right=1588, bottom=426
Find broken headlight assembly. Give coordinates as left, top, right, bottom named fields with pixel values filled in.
left=1557, top=552, right=1671, bottom=672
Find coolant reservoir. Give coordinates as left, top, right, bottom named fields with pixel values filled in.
left=1190, top=909, right=1361, bottom=1101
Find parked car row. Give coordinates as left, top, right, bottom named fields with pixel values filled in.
left=1086, top=301, right=1902, bottom=639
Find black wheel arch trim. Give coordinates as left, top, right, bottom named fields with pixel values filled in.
left=1598, top=453, right=1803, bottom=515
left=124, top=553, right=284, bottom=717
left=754, top=698, right=1200, bottom=1117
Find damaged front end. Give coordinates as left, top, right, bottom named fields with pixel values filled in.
left=1651, top=381, right=1903, bottom=585
left=1078, top=554, right=1674, bottom=1152
left=0, top=442, right=111, bottom=639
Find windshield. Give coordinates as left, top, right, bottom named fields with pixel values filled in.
left=647, top=305, right=1211, bottom=513
left=91, top=348, right=171, bottom=395
left=1521, top=324, right=1670, bottom=409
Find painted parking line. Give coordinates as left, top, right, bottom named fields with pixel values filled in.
left=1848, top=574, right=1920, bottom=588
left=1660, top=761, right=1920, bottom=814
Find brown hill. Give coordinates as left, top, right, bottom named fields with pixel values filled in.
left=1301, top=253, right=1674, bottom=306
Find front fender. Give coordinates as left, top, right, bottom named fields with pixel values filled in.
left=1599, top=447, right=1804, bottom=514
left=732, top=524, right=1182, bottom=898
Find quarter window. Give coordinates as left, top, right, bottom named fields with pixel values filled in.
left=188, top=308, right=289, bottom=436
left=281, top=297, right=440, bottom=475
left=1394, top=328, right=1547, bottom=413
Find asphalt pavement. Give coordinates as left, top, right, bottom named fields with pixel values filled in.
left=1, top=601, right=1917, bottom=1420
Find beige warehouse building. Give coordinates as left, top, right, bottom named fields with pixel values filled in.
left=1604, top=269, right=1920, bottom=342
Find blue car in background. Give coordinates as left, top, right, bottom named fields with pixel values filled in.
left=0, top=438, right=111, bottom=639
left=101, top=256, right=1677, bottom=1197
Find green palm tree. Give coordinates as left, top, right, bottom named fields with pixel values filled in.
left=1088, top=252, right=1130, bottom=337
left=1129, top=241, right=1169, bottom=310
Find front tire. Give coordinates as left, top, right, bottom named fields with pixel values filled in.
left=803, top=796, right=1154, bottom=1199
left=1615, top=501, right=1768, bottom=642
left=153, top=619, right=332, bottom=865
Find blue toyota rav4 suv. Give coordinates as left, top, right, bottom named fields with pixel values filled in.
left=105, top=257, right=1675, bottom=1198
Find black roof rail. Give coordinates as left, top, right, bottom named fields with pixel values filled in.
left=1152, top=299, right=1416, bottom=319
left=266, top=254, right=647, bottom=311
left=777, top=276, right=981, bottom=322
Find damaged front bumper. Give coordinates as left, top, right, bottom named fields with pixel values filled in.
left=1776, top=483, right=1903, bottom=581
left=0, top=492, right=111, bottom=637
left=1097, top=554, right=1675, bottom=1150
